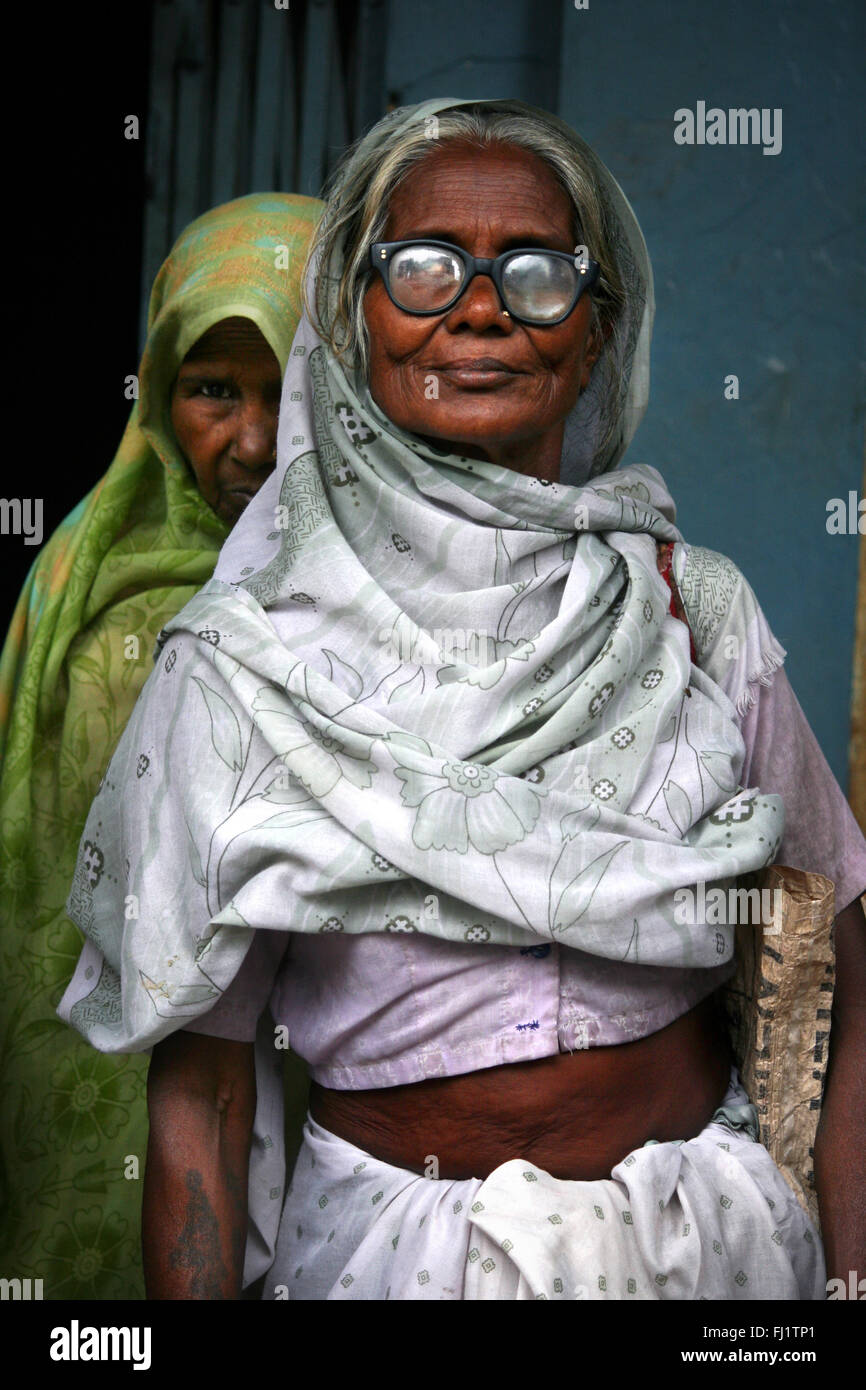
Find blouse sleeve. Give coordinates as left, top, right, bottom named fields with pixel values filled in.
left=181, top=929, right=290, bottom=1042
left=738, top=666, right=866, bottom=913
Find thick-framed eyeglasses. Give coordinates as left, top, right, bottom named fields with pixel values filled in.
left=368, top=239, right=600, bottom=326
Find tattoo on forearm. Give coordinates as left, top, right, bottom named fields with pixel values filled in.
left=168, top=1169, right=230, bottom=1299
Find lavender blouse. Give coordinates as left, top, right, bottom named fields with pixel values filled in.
left=184, top=667, right=866, bottom=1089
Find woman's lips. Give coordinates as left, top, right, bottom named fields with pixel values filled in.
left=435, top=358, right=520, bottom=388
left=224, top=487, right=257, bottom=511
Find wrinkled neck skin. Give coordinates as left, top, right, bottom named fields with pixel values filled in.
left=415, top=419, right=567, bottom=483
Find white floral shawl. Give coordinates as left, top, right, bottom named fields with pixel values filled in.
left=58, top=100, right=785, bottom=1055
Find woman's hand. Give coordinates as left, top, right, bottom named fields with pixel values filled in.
left=142, top=1031, right=256, bottom=1300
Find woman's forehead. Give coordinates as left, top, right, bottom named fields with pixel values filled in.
left=183, top=316, right=273, bottom=363
left=384, top=141, right=575, bottom=244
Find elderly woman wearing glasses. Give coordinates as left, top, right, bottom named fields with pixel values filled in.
left=58, top=99, right=866, bottom=1301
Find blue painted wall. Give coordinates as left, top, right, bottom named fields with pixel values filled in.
left=385, top=0, right=865, bottom=790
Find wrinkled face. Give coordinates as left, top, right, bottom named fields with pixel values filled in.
left=170, top=317, right=282, bottom=526
left=363, top=141, right=601, bottom=481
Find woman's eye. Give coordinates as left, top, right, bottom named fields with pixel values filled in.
left=199, top=382, right=234, bottom=400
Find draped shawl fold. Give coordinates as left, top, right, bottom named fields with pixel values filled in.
left=57, top=101, right=786, bottom=1061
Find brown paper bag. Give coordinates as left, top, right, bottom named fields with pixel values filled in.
left=721, top=864, right=835, bottom=1230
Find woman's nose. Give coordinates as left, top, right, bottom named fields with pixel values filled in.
left=232, top=401, right=277, bottom=470
left=444, top=273, right=512, bottom=332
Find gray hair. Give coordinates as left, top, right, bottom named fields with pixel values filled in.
left=305, top=105, right=628, bottom=378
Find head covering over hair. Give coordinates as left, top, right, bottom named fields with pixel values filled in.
left=312, top=97, right=654, bottom=486
left=0, top=192, right=323, bottom=1298
left=56, top=103, right=785, bottom=1284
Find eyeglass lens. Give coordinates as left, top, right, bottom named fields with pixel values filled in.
left=501, top=254, right=578, bottom=323
left=386, top=245, right=579, bottom=322
left=389, top=246, right=465, bottom=312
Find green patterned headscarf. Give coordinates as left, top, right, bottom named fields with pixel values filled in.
left=0, top=192, right=323, bottom=1297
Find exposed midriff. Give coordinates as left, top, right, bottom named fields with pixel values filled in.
left=309, top=994, right=733, bottom=1180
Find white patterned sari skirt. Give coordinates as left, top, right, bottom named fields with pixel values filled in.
left=264, top=1068, right=825, bottom=1301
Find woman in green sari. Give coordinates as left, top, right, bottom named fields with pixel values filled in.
left=0, top=192, right=322, bottom=1298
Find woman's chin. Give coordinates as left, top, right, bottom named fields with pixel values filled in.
left=216, top=490, right=256, bottom=527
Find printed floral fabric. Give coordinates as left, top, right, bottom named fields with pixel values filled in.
left=54, top=100, right=793, bottom=1293
left=58, top=337, right=786, bottom=1057
left=0, top=193, right=322, bottom=1299
left=267, top=1070, right=824, bottom=1301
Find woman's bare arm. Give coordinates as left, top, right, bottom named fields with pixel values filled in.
left=143, top=1030, right=256, bottom=1300
left=814, top=894, right=866, bottom=1284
